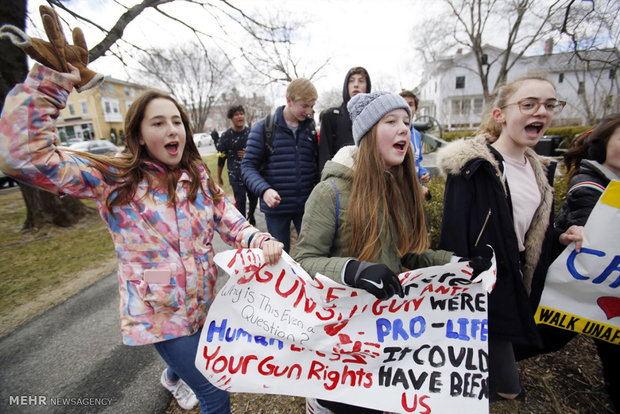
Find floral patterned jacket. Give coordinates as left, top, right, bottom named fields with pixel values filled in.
left=0, top=64, right=262, bottom=345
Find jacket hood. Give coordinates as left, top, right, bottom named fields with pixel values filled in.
left=321, top=145, right=356, bottom=181
left=437, top=134, right=552, bottom=178
left=579, top=159, right=620, bottom=182
left=437, top=135, right=497, bottom=177
left=342, top=67, right=372, bottom=105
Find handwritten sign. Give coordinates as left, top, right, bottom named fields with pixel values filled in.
left=536, top=180, right=620, bottom=344
left=196, top=250, right=496, bottom=413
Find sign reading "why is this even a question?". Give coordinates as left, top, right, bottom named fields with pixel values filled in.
left=196, top=249, right=496, bottom=413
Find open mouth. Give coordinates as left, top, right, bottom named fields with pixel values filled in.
left=525, top=122, right=544, bottom=135
left=165, top=142, right=179, bottom=154
left=393, top=141, right=407, bottom=151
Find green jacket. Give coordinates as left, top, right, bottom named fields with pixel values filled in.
left=294, top=146, right=453, bottom=283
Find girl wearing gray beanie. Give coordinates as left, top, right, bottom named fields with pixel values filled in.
left=294, top=92, right=486, bottom=414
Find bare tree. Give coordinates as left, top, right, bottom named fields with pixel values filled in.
left=2, top=0, right=92, bottom=230
left=561, top=56, right=620, bottom=124
left=46, top=0, right=329, bottom=85
left=413, top=0, right=567, bottom=99
left=137, top=43, right=229, bottom=133
left=315, top=88, right=342, bottom=115
left=218, top=87, right=272, bottom=128
left=555, top=0, right=619, bottom=123
left=3, top=0, right=329, bottom=229
left=232, top=11, right=331, bottom=85
left=558, top=0, right=620, bottom=66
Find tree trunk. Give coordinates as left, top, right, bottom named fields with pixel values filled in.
left=19, top=184, right=92, bottom=229
left=1, top=0, right=91, bottom=230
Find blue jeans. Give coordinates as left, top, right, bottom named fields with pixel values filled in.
left=264, top=212, right=303, bottom=253
left=231, top=182, right=257, bottom=219
left=154, top=326, right=230, bottom=414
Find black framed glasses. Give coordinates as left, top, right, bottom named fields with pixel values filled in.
left=501, top=99, right=566, bottom=115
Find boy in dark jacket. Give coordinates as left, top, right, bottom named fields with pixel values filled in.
left=318, top=66, right=371, bottom=172
left=216, top=105, right=257, bottom=225
left=241, top=79, right=319, bottom=252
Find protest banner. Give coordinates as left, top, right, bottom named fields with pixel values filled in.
left=535, top=180, right=620, bottom=345
left=195, top=249, right=496, bottom=413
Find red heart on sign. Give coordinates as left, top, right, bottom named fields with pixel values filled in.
left=597, top=296, right=620, bottom=320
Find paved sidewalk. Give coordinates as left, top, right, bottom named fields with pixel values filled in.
left=0, top=208, right=268, bottom=413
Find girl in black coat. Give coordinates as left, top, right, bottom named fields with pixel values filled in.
left=437, top=74, right=583, bottom=401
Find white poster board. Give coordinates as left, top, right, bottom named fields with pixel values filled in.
left=196, top=249, right=496, bottom=413
left=536, top=180, right=620, bottom=345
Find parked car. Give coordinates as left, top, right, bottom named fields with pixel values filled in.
left=69, top=140, right=121, bottom=155
left=65, top=137, right=84, bottom=145
left=193, top=133, right=213, bottom=147
left=0, top=170, right=17, bottom=189
left=534, top=134, right=564, bottom=156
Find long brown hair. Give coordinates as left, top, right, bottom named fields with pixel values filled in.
left=477, top=73, right=555, bottom=141
left=346, top=126, right=429, bottom=261
left=563, top=113, right=620, bottom=182
left=66, top=90, right=222, bottom=211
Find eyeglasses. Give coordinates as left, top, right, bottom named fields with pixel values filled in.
left=501, top=99, right=566, bottom=115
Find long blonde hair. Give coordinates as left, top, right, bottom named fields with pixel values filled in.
left=66, top=90, right=222, bottom=212
left=346, top=126, right=429, bottom=261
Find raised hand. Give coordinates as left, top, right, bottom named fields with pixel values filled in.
left=0, top=5, right=103, bottom=92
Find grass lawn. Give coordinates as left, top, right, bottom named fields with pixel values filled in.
left=0, top=191, right=115, bottom=317
left=0, top=154, right=227, bottom=334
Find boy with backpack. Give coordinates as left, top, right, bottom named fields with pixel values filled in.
left=241, top=78, right=319, bottom=252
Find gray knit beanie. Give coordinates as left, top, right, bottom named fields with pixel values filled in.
left=347, top=91, right=412, bottom=146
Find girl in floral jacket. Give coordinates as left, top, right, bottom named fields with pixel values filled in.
left=0, top=63, right=282, bottom=414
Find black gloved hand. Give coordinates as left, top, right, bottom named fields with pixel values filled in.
left=458, top=256, right=492, bottom=278
left=344, top=260, right=404, bottom=300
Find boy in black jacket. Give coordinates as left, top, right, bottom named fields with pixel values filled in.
left=318, top=66, right=371, bottom=172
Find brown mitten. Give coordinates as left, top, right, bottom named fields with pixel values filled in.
left=0, top=5, right=103, bottom=92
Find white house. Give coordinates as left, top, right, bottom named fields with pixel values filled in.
left=416, top=42, right=619, bottom=130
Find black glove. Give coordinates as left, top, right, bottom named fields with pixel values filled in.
left=344, top=260, right=404, bottom=300
left=458, top=256, right=492, bottom=278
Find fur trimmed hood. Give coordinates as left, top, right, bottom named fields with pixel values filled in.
left=330, top=145, right=357, bottom=169
left=437, top=134, right=498, bottom=177
left=438, top=134, right=555, bottom=294
left=320, top=145, right=357, bottom=182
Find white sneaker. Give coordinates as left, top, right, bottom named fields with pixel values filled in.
left=306, top=398, right=330, bottom=414
left=160, top=369, right=199, bottom=410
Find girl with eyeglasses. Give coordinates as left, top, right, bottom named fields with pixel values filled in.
left=436, top=74, right=583, bottom=402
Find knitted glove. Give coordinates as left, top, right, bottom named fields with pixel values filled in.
left=0, top=5, right=103, bottom=92
left=344, top=260, right=404, bottom=300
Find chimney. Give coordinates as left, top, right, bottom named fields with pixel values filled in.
left=456, top=48, right=462, bottom=55
left=545, top=38, right=553, bottom=56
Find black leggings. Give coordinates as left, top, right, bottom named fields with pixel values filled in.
left=488, top=336, right=521, bottom=396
